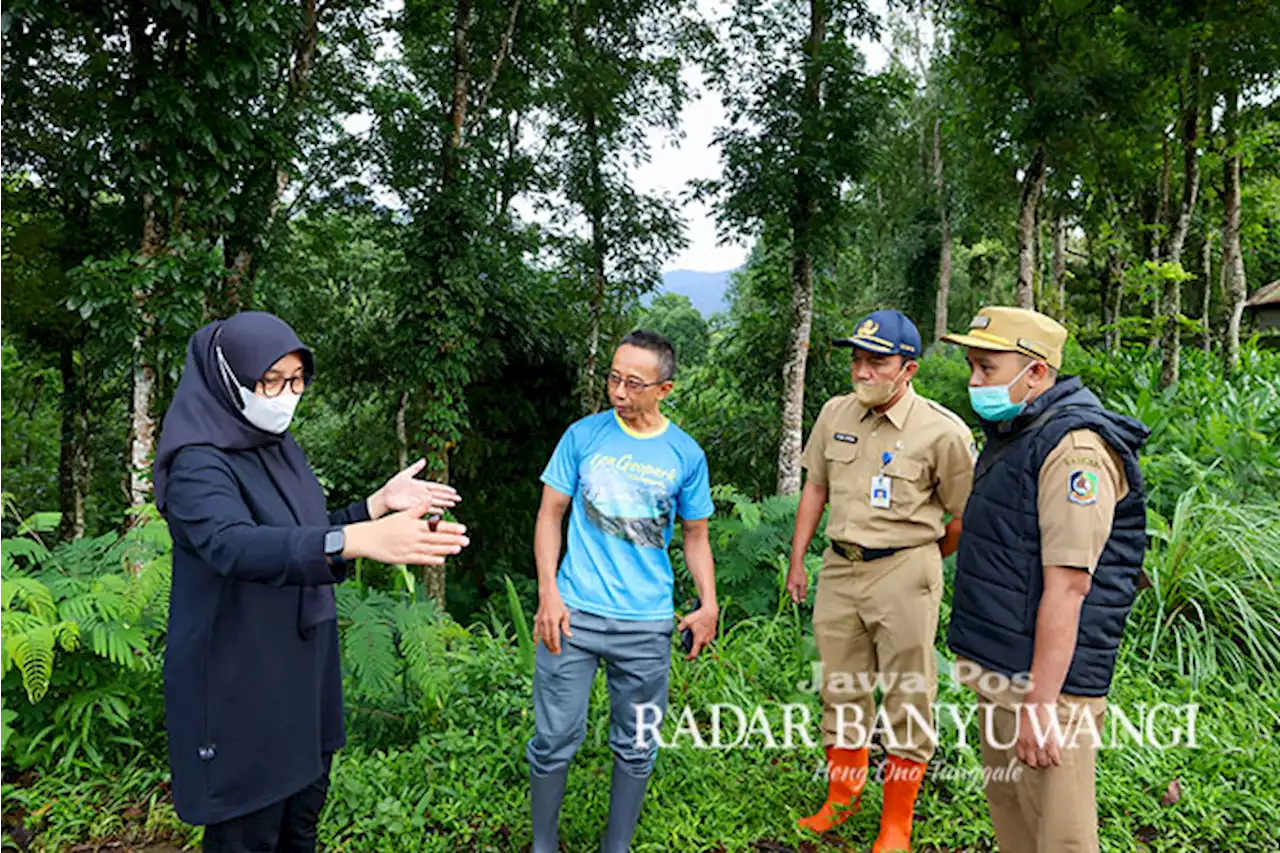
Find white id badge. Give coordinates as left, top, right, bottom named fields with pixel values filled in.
left=870, top=475, right=892, bottom=508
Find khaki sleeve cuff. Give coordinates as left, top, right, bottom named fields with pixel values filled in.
left=1042, top=552, right=1099, bottom=574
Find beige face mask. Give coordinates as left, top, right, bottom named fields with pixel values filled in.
left=854, top=364, right=907, bottom=408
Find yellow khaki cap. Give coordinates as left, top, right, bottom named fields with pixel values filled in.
left=941, top=306, right=1067, bottom=369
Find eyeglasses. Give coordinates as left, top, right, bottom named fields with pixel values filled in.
left=258, top=375, right=308, bottom=397
left=606, top=371, right=669, bottom=393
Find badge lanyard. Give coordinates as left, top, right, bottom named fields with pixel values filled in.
left=870, top=451, right=892, bottom=509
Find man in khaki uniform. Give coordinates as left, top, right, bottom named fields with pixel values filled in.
left=789, top=309, right=976, bottom=853
left=942, top=307, right=1149, bottom=853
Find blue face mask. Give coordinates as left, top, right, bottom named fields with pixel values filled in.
left=969, top=362, right=1034, bottom=422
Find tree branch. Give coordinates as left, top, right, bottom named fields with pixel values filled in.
left=469, top=0, right=523, bottom=135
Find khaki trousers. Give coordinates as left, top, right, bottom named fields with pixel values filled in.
left=978, top=698, right=1107, bottom=853
left=812, top=543, right=943, bottom=764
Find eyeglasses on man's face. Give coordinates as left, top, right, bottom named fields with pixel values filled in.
left=606, top=371, right=668, bottom=394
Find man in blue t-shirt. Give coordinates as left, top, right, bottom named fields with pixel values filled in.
left=527, top=330, right=718, bottom=853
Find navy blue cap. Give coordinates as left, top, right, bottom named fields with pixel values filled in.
left=833, top=309, right=922, bottom=357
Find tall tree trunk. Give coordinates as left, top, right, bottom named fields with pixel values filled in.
left=1016, top=145, right=1046, bottom=309
left=1201, top=230, right=1213, bottom=353
left=582, top=248, right=607, bottom=414
left=568, top=4, right=608, bottom=416
left=1052, top=213, right=1066, bottom=319
left=1152, top=132, right=1172, bottom=263
left=415, top=0, right=475, bottom=608
left=777, top=0, right=826, bottom=496
left=396, top=390, right=410, bottom=471
left=221, top=240, right=253, bottom=314
left=128, top=192, right=164, bottom=511
left=578, top=92, right=606, bottom=414
left=779, top=235, right=815, bottom=496
left=217, top=0, right=320, bottom=313
left=443, top=0, right=473, bottom=179
left=1221, top=87, right=1246, bottom=374
left=870, top=183, right=883, bottom=293
left=1147, top=130, right=1174, bottom=347
left=469, top=0, right=522, bottom=129
left=933, top=118, right=952, bottom=344
left=1160, top=52, right=1202, bottom=388
left=580, top=101, right=608, bottom=415
left=57, top=337, right=87, bottom=542
left=1106, top=250, right=1123, bottom=353
left=1033, top=205, right=1044, bottom=306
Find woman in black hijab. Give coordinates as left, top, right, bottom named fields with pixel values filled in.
left=154, top=312, right=469, bottom=852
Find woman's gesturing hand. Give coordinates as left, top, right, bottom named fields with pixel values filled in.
left=345, top=502, right=469, bottom=566
left=368, top=458, right=461, bottom=519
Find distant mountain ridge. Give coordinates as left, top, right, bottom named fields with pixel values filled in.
left=654, top=268, right=738, bottom=317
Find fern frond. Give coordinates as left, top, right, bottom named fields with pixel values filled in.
left=87, top=623, right=149, bottom=670
left=394, top=603, right=443, bottom=695
left=7, top=623, right=56, bottom=702
left=343, top=592, right=400, bottom=700
left=2, top=537, right=51, bottom=570
left=18, top=512, right=62, bottom=536
left=2, top=576, right=59, bottom=622
left=1, top=611, right=45, bottom=638
left=52, top=620, right=80, bottom=651
left=129, top=559, right=172, bottom=621
left=335, top=586, right=363, bottom=621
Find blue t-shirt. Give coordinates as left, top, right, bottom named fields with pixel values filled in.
left=541, top=410, right=714, bottom=621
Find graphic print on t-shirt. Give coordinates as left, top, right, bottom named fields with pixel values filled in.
left=580, top=454, right=676, bottom=548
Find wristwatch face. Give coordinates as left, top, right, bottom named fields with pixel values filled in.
left=325, top=529, right=344, bottom=556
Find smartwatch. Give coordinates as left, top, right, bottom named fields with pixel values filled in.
left=324, top=527, right=347, bottom=568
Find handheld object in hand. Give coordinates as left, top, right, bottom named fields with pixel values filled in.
left=681, top=595, right=701, bottom=655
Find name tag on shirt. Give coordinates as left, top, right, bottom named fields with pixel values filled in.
left=834, top=433, right=858, bottom=444
left=870, top=475, right=892, bottom=508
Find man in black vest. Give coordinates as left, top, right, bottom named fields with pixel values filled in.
left=941, top=306, right=1149, bottom=853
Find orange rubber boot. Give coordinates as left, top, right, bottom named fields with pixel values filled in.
left=872, top=755, right=927, bottom=852
left=797, top=746, right=869, bottom=834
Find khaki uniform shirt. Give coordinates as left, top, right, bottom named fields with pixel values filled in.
left=800, top=384, right=975, bottom=549
left=959, top=427, right=1129, bottom=709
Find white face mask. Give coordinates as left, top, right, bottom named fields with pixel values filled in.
left=217, top=346, right=302, bottom=434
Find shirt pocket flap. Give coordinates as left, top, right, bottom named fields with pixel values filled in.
left=824, top=442, right=860, bottom=464
left=885, top=456, right=925, bottom=480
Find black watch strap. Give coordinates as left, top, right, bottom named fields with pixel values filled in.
left=324, top=527, right=347, bottom=567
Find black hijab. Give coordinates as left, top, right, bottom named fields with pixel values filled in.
left=154, top=312, right=336, bottom=630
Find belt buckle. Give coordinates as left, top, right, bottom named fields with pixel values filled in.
left=837, top=542, right=863, bottom=562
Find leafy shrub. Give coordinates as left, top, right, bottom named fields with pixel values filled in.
left=1128, top=488, right=1280, bottom=692
left=1075, top=343, right=1280, bottom=515
left=1, top=499, right=171, bottom=773
left=670, top=485, right=827, bottom=623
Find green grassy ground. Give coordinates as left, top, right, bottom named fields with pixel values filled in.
left=8, top=608, right=1276, bottom=853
